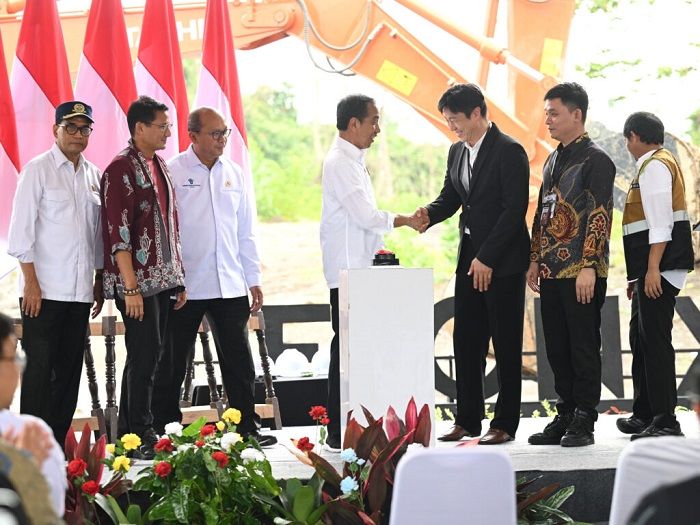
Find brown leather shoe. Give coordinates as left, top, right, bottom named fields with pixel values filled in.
left=437, top=425, right=480, bottom=442
left=478, top=428, right=514, bottom=445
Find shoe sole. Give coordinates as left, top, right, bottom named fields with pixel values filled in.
left=528, top=437, right=563, bottom=445
left=616, top=422, right=648, bottom=435
left=560, top=438, right=595, bottom=447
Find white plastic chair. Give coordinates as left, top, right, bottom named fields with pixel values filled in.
left=609, top=436, right=700, bottom=525
left=389, top=448, right=517, bottom=525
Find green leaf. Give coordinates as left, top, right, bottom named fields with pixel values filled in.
left=95, top=494, right=120, bottom=523
left=543, top=485, right=575, bottom=510
left=200, top=501, right=219, bottom=525
left=171, top=484, right=192, bottom=522
left=285, top=478, right=303, bottom=502
left=182, top=417, right=207, bottom=437
left=292, top=485, right=315, bottom=521
left=104, top=494, right=130, bottom=523
left=126, top=504, right=143, bottom=524
left=307, top=503, right=328, bottom=524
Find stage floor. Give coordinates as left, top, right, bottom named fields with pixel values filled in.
left=259, top=413, right=699, bottom=480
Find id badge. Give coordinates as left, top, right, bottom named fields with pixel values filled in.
left=540, top=192, right=557, bottom=228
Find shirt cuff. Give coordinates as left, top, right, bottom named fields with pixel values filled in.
left=13, top=252, right=34, bottom=264
left=647, top=227, right=672, bottom=245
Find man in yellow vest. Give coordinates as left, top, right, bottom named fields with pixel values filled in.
left=619, top=111, right=694, bottom=439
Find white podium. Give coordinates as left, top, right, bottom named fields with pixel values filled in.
left=339, top=267, right=435, bottom=445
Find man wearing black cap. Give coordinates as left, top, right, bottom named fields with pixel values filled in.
left=8, top=101, right=104, bottom=448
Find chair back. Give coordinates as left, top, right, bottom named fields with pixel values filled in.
left=389, top=447, right=516, bottom=525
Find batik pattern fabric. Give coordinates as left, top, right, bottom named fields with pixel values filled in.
left=100, top=141, right=185, bottom=298
left=530, top=135, right=616, bottom=279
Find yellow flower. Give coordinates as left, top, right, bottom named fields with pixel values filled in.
left=106, top=443, right=116, bottom=455
left=120, top=433, right=142, bottom=451
left=222, top=408, right=241, bottom=425
left=216, top=421, right=226, bottom=432
left=113, top=455, right=131, bottom=473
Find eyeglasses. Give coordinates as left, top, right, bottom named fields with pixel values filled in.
left=146, top=122, right=173, bottom=132
left=0, top=347, right=26, bottom=374
left=206, top=128, right=231, bottom=140
left=60, top=123, right=93, bottom=137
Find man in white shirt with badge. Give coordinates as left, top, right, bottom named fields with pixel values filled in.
left=320, top=94, right=425, bottom=449
left=7, top=101, right=104, bottom=449
left=153, top=107, right=276, bottom=446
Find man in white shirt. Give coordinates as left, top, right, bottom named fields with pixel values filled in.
left=619, top=111, right=694, bottom=439
left=0, top=311, right=66, bottom=518
left=7, top=101, right=103, bottom=448
left=320, top=94, right=425, bottom=449
left=152, top=107, right=276, bottom=446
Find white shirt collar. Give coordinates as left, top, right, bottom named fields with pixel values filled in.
left=335, top=136, right=365, bottom=163
left=635, top=148, right=658, bottom=170
left=50, top=143, right=85, bottom=171
left=184, top=144, right=221, bottom=170
left=463, top=121, right=491, bottom=158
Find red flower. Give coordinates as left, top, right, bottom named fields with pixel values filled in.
left=308, top=405, right=327, bottom=421
left=200, top=424, right=216, bottom=437
left=195, top=440, right=205, bottom=448
left=81, top=480, right=99, bottom=496
left=154, top=461, right=172, bottom=478
left=67, top=459, right=88, bottom=479
left=296, top=436, right=314, bottom=452
left=320, top=417, right=330, bottom=426
left=154, top=438, right=174, bottom=453
left=211, top=451, right=229, bottom=468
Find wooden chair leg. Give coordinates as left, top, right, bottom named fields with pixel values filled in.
left=102, top=315, right=119, bottom=443
left=254, top=311, right=282, bottom=430
left=83, top=329, right=107, bottom=438
left=180, top=344, right=195, bottom=408
left=199, top=316, right=224, bottom=418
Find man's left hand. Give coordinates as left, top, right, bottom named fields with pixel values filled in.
left=174, top=290, right=187, bottom=310
left=576, top=268, right=596, bottom=304
left=91, top=279, right=104, bottom=319
left=644, top=268, right=663, bottom=299
left=468, top=258, right=493, bottom=292
left=250, top=286, right=263, bottom=312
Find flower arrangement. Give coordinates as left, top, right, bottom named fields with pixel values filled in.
left=308, top=405, right=330, bottom=446
left=290, top=397, right=432, bottom=525
left=63, top=423, right=132, bottom=525
left=101, top=408, right=281, bottom=525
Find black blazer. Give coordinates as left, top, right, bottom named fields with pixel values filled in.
left=426, top=122, right=530, bottom=277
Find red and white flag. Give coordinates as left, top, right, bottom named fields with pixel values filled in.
left=75, top=0, right=137, bottom=171
left=135, top=0, right=189, bottom=160
left=0, top=29, right=20, bottom=277
left=10, top=0, right=73, bottom=167
left=195, top=0, right=257, bottom=217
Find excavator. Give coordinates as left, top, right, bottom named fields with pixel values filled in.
left=0, top=0, right=697, bottom=227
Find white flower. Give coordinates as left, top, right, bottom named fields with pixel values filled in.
left=220, top=432, right=242, bottom=451
left=236, top=465, right=246, bottom=473
left=164, top=422, right=183, bottom=437
left=340, top=448, right=358, bottom=463
left=177, top=443, right=193, bottom=453
left=356, top=458, right=366, bottom=466
left=340, top=476, right=358, bottom=495
left=240, top=448, right=265, bottom=464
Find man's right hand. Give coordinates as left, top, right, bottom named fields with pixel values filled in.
left=526, top=262, right=540, bottom=294
left=626, top=281, right=635, bottom=301
left=22, top=279, right=43, bottom=318
left=125, top=293, right=144, bottom=321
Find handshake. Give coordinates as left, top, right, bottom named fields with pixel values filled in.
left=398, top=207, right=430, bottom=233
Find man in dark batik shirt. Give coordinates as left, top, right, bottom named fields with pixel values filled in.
left=100, top=96, right=186, bottom=458
left=527, top=82, right=615, bottom=448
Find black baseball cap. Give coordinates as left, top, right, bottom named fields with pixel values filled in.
left=55, top=101, right=94, bottom=124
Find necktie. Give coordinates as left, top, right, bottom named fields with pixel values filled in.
left=461, top=147, right=472, bottom=192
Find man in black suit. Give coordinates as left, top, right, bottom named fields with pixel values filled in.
left=418, top=84, right=530, bottom=444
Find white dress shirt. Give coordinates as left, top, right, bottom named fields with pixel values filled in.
left=7, top=144, right=103, bottom=303
left=320, top=136, right=394, bottom=289
left=0, top=410, right=67, bottom=517
left=635, top=150, right=686, bottom=290
left=168, top=146, right=261, bottom=300
left=461, top=124, right=488, bottom=234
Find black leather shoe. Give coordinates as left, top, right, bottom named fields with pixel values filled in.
left=631, top=422, right=684, bottom=441
left=132, top=428, right=159, bottom=460
left=528, top=413, right=573, bottom=445
left=560, top=409, right=595, bottom=447
left=325, top=434, right=342, bottom=451
left=244, top=431, right=278, bottom=447
left=616, top=416, right=651, bottom=435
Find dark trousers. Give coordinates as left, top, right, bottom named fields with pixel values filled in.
left=629, top=278, right=680, bottom=427
left=453, top=238, right=525, bottom=436
left=19, top=299, right=90, bottom=448
left=540, top=277, right=607, bottom=416
left=115, top=290, right=172, bottom=436
left=328, top=288, right=341, bottom=440
left=151, top=297, right=260, bottom=435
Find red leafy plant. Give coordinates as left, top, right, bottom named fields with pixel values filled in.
left=291, top=397, right=431, bottom=525
left=63, top=423, right=132, bottom=525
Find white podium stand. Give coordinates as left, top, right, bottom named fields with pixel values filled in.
left=339, top=267, right=435, bottom=445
